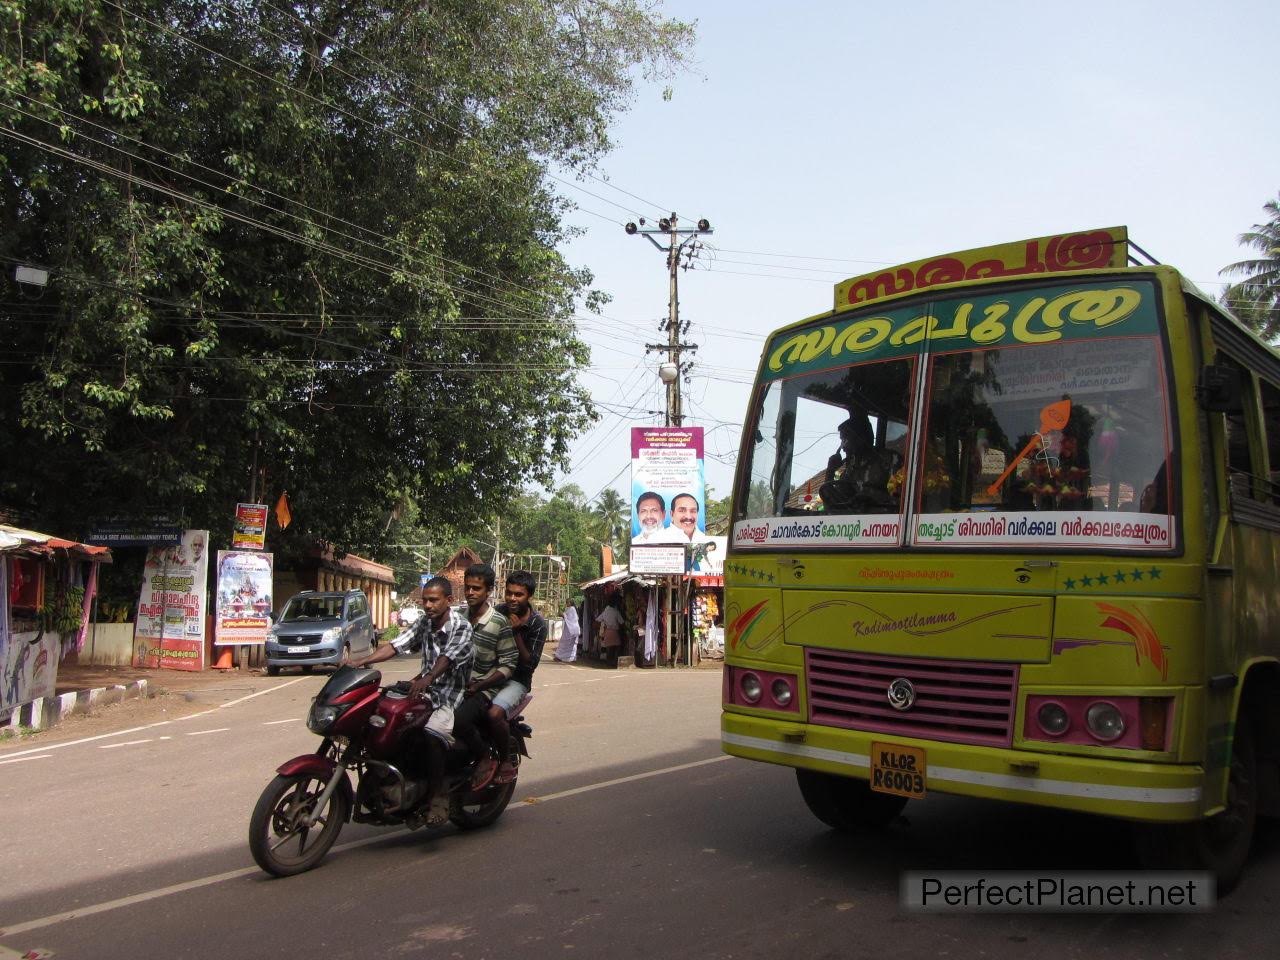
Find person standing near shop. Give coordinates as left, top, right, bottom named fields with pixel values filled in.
left=595, top=597, right=624, bottom=660
left=554, top=600, right=580, bottom=662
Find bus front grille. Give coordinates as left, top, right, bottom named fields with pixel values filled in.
left=805, top=649, right=1018, bottom=747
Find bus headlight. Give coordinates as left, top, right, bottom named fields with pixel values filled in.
left=1036, top=701, right=1070, bottom=736
left=1085, top=702, right=1126, bottom=742
left=771, top=678, right=793, bottom=707
left=740, top=673, right=763, bottom=703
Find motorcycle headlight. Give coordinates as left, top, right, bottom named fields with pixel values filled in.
left=307, top=704, right=340, bottom=733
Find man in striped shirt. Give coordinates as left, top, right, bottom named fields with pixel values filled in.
left=452, top=563, right=518, bottom=788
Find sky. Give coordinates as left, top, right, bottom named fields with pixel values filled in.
left=552, top=0, right=1280, bottom=508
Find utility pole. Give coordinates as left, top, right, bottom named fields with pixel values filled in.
left=626, top=213, right=713, bottom=668
left=626, top=213, right=713, bottom=426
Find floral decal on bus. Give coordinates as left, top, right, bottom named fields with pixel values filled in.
left=1053, top=601, right=1169, bottom=680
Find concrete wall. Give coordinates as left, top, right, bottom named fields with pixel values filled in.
left=81, top=622, right=137, bottom=667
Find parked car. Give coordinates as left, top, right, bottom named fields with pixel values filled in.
left=265, top=590, right=377, bottom=676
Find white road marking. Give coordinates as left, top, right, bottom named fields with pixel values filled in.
left=0, top=678, right=308, bottom=760
left=537, top=673, right=628, bottom=689
left=0, top=753, right=51, bottom=766
left=0, top=753, right=732, bottom=936
left=186, top=728, right=230, bottom=737
left=174, top=709, right=218, bottom=721
left=220, top=678, right=306, bottom=708
left=99, top=739, right=153, bottom=750
left=263, top=718, right=298, bottom=725
left=517, top=755, right=731, bottom=805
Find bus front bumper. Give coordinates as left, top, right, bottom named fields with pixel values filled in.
left=721, top=712, right=1205, bottom=823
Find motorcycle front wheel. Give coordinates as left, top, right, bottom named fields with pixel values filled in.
left=249, top=772, right=349, bottom=877
left=450, top=778, right=516, bottom=830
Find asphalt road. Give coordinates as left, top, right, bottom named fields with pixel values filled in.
left=2, top=660, right=1278, bottom=959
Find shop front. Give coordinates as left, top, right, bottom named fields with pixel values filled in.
left=2, top=525, right=112, bottom=719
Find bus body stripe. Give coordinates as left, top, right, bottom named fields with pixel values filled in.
left=721, top=732, right=1201, bottom=805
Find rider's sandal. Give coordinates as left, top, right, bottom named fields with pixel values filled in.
left=495, top=755, right=519, bottom=784
left=469, top=752, right=499, bottom=791
left=425, top=795, right=450, bottom=827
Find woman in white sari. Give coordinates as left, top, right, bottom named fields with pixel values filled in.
left=554, top=603, right=580, bottom=662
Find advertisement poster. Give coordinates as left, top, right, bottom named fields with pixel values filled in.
left=232, top=502, right=269, bottom=550
left=629, top=544, right=688, bottom=576
left=630, top=426, right=707, bottom=560
left=690, top=536, right=726, bottom=575
left=215, top=550, right=274, bottom=645
left=2, top=557, right=59, bottom=715
left=134, top=529, right=210, bottom=671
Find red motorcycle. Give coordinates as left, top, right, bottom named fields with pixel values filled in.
left=249, top=665, right=530, bottom=877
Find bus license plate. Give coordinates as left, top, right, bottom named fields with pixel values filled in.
left=870, top=742, right=926, bottom=799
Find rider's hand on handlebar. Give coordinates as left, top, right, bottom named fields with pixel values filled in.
left=409, top=675, right=432, bottom=699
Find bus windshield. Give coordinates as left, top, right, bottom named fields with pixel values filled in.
left=737, top=278, right=1176, bottom=551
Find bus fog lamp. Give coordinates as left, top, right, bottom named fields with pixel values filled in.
left=1036, top=701, right=1070, bottom=736
left=771, top=678, right=793, bottom=707
left=1085, top=701, right=1126, bottom=741
left=741, top=673, right=763, bottom=703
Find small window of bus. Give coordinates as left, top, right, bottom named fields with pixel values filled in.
left=739, top=358, right=914, bottom=524
left=1261, top=379, right=1280, bottom=506
left=916, top=334, right=1174, bottom=548
left=1222, top=356, right=1261, bottom=502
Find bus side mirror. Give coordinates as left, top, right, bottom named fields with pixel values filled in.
left=1197, top=363, right=1244, bottom=413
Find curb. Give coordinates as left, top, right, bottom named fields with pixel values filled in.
left=2, top=679, right=149, bottom=734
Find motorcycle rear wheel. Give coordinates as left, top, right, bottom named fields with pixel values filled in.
left=450, top=778, right=516, bottom=830
left=249, top=772, right=349, bottom=877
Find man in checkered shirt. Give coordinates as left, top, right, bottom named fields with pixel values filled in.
left=346, top=575, right=473, bottom=825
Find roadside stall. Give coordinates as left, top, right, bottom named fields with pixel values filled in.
left=1, top=525, right=112, bottom=721
left=578, top=569, right=661, bottom=667
left=689, top=574, right=724, bottom=661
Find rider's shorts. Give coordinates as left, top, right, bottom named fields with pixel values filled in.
left=491, top=679, right=530, bottom=714
left=425, top=703, right=455, bottom=746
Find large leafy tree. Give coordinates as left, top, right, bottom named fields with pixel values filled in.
left=1221, top=194, right=1280, bottom=340
left=0, top=1, right=693, bottom=559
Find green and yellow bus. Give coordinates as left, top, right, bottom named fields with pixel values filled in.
left=721, top=227, right=1280, bottom=889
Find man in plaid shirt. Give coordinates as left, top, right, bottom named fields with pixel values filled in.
left=346, top=575, right=473, bottom=825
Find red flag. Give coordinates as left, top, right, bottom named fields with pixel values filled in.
left=275, top=491, right=292, bottom=530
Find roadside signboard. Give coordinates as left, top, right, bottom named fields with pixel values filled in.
left=629, top=427, right=707, bottom=573
left=232, top=503, right=269, bottom=550
left=214, top=550, right=274, bottom=644
left=629, top=544, right=688, bottom=576
left=133, top=529, right=209, bottom=671
left=87, top=515, right=182, bottom=547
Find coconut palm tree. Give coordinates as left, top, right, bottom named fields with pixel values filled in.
left=592, top=488, right=629, bottom=549
left=1221, top=194, right=1280, bottom=340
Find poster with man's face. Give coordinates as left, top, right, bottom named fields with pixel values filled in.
left=630, top=428, right=706, bottom=573
left=134, top=529, right=210, bottom=671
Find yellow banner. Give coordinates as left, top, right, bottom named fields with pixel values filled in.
left=834, top=227, right=1128, bottom=309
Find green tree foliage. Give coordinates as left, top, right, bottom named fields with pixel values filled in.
left=0, top=1, right=693, bottom=559
left=494, top=483, right=601, bottom=585
left=591, top=486, right=627, bottom=548
left=1221, top=194, right=1280, bottom=340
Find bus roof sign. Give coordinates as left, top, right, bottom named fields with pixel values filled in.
left=834, top=227, right=1129, bottom=310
